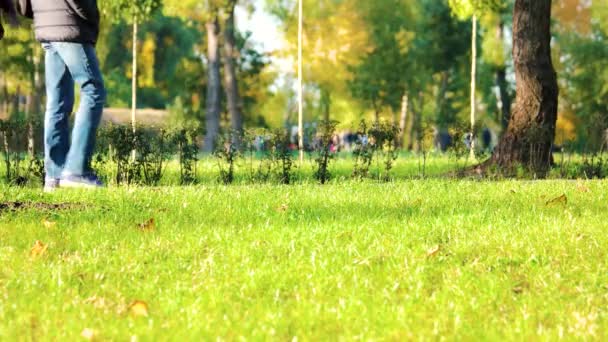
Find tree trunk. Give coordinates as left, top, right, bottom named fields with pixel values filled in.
left=131, top=21, right=138, bottom=134
left=496, top=68, right=511, bottom=131
left=398, top=92, right=409, bottom=148
left=222, top=2, right=244, bottom=148
left=26, top=42, right=43, bottom=157
left=489, top=0, right=558, bottom=176
left=204, top=16, right=222, bottom=153
left=469, top=15, right=477, bottom=160
left=131, top=21, right=138, bottom=161
left=495, top=20, right=512, bottom=131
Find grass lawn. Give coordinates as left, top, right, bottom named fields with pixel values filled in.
left=1, top=178, right=607, bottom=340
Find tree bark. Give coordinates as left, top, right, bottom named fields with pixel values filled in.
left=222, top=2, right=244, bottom=148
left=204, top=16, right=222, bottom=153
left=398, top=92, right=409, bottom=148
left=489, top=0, right=558, bottom=176
left=495, top=20, right=512, bottom=131
left=469, top=15, right=477, bottom=160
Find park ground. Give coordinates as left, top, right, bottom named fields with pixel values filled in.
left=1, top=171, right=608, bottom=340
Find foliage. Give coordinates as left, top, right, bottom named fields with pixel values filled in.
left=313, top=120, right=338, bottom=184
left=213, top=131, right=240, bottom=185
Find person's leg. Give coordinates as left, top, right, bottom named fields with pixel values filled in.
left=51, top=42, right=105, bottom=184
left=43, top=43, right=74, bottom=186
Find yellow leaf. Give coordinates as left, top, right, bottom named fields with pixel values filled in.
left=30, top=240, right=48, bottom=257
left=546, top=194, right=568, bottom=206
left=81, top=328, right=96, bottom=340
left=576, top=183, right=591, bottom=193
left=128, top=300, right=149, bottom=317
left=276, top=204, right=289, bottom=212
left=427, top=245, right=441, bottom=257
left=42, top=218, right=56, bottom=229
left=138, top=218, right=155, bottom=232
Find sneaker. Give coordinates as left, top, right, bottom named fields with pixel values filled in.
left=44, top=178, right=61, bottom=193
left=60, top=173, right=104, bottom=189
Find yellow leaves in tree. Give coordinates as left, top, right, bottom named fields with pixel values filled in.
left=30, top=240, right=48, bottom=257
left=128, top=300, right=149, bottom=317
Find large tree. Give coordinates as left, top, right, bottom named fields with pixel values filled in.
left=488, top=0, right=558, bottom=175
left=222, top=0, right=244, bottom=146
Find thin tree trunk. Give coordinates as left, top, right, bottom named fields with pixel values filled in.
left=470, top=15, right=478, bottom=161
left=489, top=0, right=558, bottom=176
left=26, top=42, right=42, bottom=157
left=222, top=2, right=244, bottom=148
left=398, top=92, right=409, bottom=148
left=204, top=16, right=222, bottom=153
left=495, top=20, right=512, bottom=131
left=131, top=21, right=138, bottom=161
left=435, top=71, right=449, bottom=128
left=297, top=0, right=304, bottom=162
left=131, top=21, right=138, bottom=135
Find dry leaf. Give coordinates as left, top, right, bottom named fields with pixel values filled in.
left=81, top=328, right=96, bottom=340
left=513, top=281, right=530, bottom=294
left=576, top=183, right=590, bottom=193
left=276, top=204, right=289, bottom=212
left=138, top=218, right=155, bottom=232
left=30, top=240, right=48, bottom=257
left=546, top=194, right=568, bottom=206
left=42, top=218, right=56, bottom=229
left=128, top=300, right=149, bottom=317
left=426, top=245, right=441, bottom=257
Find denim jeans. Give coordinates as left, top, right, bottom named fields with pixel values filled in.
left=42, top=42, right=105, bottom=179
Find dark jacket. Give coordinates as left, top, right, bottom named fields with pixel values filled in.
left=17, top=0, right=99, bottom=44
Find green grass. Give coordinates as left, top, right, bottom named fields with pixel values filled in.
left=1, top=177, right=608, bottom=340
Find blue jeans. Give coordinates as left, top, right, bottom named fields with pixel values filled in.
left=42, top=42, right=105, bottom=179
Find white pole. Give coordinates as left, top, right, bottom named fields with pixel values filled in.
left=298, top=0, right=304, bottom=163
left=470, top=14, right=477, bottom=161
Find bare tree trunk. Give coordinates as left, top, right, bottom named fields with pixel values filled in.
left=131, top=21, right=138, bottom=161
left=204, top=16, right=222, bottom=153
left=131, top=21, right=138, bottom=134
left=222, top=2, right=244, bottom=148
left=489, top=0, right=558, bottom=176
left=26, top=42, right=42, bottom=157
left=398, top=92, right=409, bottom=148
left=495, top=20, right=512, bottom=131
left=469, top=15, right=477, bottom=160
left=496, top=68, right=511, bottom=131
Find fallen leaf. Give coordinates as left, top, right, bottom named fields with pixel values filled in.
left=513, top=281, right=530, bottom=294
left=30, top=240, right=48, bottom=257
left=42, top=218, right=56, bottom=229
left=276, top=204, right=289, bottom=212
left=576, top=183, right=590, bottom=193
left=128, top=300, right=149, bottom=317
left=426, top=245, right=441, bottom=257
left=81, top=328, right=96, bottom=340
left=138, top=218, right=155, bottom=232
left=546, top=194, right=568, bottom=206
